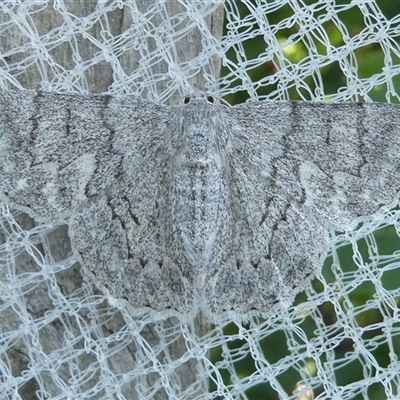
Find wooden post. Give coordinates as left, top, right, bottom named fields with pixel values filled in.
left=0, top=2, right=223, bottom=398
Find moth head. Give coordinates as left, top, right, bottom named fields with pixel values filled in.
left=182, top=91, right=218, bottom=105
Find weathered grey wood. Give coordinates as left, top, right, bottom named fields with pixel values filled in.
left=0, top=2, right=223, bottom=398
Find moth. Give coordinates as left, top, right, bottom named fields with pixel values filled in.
left=1, top=90, right=399, bottom=318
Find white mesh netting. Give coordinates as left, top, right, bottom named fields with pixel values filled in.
left=1, top=1, right=400, bottom=399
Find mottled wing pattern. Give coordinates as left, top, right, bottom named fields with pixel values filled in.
left=69, top=96, right=197, bottom=314
left=2, top=90, right=400, bottom=319
left=205, top=101, right=327, bottom=315
left=0, top=91, right=117, bottom=219
left=281, top=101, right=400, bottom=230
left=0, top=91, right=196, bottom=314
left=205, top=100, right=400, bottom=316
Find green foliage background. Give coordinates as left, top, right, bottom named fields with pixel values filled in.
left=211, top=2, right=400, bottom=399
